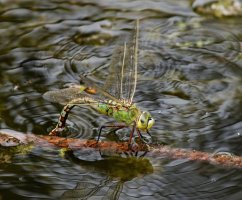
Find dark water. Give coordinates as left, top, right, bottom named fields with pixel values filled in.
left=0, top=0, right=242, bottom=199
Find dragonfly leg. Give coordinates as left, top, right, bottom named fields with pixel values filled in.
left=49, top=104, right=75, bottom=136
left=146, top=130, right=151, bottom=137
left=136, top=128, right=144, bottom=139
left=96, top=124, right=127, bottom=143
left=128, top=123, right=136, bottom=144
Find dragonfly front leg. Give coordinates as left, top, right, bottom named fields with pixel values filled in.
left=136, top=128, right=144, bottom=139
left=49, top=104, right=75, bottom=136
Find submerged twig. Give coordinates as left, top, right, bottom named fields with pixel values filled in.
left=39, top=135, right=242, bottom=168
left=0, top=129, right=241, bottom=168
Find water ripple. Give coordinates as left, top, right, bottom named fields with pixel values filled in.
left=0, top=1, right=242, bottom=199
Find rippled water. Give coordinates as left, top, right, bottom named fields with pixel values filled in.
left=0, top=0, right=242, bottom=199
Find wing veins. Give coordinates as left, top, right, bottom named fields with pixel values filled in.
left=129, top=19, right=139, bottom=103
left=120, top=42, right=127, bottom=99
left=79, top=74, right=123, bottom=104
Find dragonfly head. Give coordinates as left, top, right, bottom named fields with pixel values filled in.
left=137, top=111, right=155, bottom=131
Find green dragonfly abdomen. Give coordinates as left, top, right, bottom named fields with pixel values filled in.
left=94, top=103, right=140, bottom=125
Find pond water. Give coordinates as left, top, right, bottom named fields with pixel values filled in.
left=0, top=0, right=242, bottom=199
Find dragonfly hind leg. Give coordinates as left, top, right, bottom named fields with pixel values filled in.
left=96, top=124, right=127, bottom=143
left=49, top=104, right=75, bottom=136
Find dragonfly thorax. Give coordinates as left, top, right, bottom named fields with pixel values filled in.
left=93, top=102, right=138, bottom=124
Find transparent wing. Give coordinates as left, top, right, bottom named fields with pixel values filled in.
left=79, top=74, right=122, bottom=104
left=45, top=20, right=140, bottom=106
left=44, top=84, right=99, bottom=104
left=43, top=84, right=116, bottom=107
left=43, top=87, right=89, bottom=105
left=103, top=19, right=139, bottom=103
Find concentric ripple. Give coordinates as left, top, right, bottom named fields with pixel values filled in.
left=0, top=0, right=242, bottom=199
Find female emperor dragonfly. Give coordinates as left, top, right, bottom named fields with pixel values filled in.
left=43, top=19, right=155, bottom=144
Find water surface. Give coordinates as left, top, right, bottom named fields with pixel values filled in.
left=0, top=0, right=242, bottom=199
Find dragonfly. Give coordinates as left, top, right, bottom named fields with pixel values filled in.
left=43, top=19, right=155, bottom=144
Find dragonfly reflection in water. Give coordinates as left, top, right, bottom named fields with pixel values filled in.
left=43, top=19, right=155, bottom=144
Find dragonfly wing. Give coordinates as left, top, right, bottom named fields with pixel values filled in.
left=43, top=87, right=87, bottom=105
left=103, top=19, right=139, bottom=103
left=79, top=74, right=122, bottom=104
left=43, top=85, right=114, bottom=106
left=43, top=83, right=99, bottom=105
left=54, top=20, right=140, bottom=106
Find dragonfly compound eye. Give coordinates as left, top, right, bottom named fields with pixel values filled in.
left=137, top=111, right=152, bottom=130
left=147, top=117, right=155, bottom=130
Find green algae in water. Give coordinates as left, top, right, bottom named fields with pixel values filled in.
left=0, top=144, right=33, bottom=163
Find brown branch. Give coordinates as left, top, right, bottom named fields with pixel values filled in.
left=39, top=135, right=242, bottom=168
left=0, top=129, right=241, bottom=168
